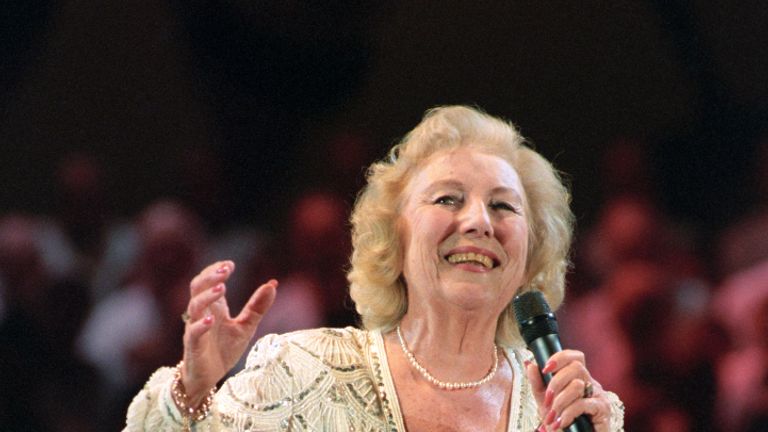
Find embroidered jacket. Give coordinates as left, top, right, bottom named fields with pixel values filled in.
left=125, top=327, right=624, bottom=431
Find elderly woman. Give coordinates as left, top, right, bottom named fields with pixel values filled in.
left=125, top=106, right=624, bottom=431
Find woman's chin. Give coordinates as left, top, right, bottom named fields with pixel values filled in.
left=441, top=283, right=502, bottom=313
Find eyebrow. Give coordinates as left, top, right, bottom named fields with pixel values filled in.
left=424, top=179, right=463, bottom=192
left=424, top=180, right=525, bottom=203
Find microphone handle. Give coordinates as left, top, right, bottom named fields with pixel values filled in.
left=529, top=334, right=594, bottom=432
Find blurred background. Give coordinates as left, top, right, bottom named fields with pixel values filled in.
left=1, top=1, right=767, bottom=431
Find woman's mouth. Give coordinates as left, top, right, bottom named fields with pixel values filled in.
left=445, top=252, right=496, bottom=269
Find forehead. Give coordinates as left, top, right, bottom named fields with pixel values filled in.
left=404, top=146, right=525, bottom=195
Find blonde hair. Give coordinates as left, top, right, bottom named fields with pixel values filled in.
left=348, top=106, right=574, bottom=347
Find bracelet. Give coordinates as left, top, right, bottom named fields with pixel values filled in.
left=171, top=361, right=217, bottom=426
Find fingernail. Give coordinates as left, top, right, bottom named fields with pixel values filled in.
left=552, top=417, right=562, bottom=430
left=523, top=359, right=531, bottom=368
left=544, top=389, right=554, bottom=408
left=545, top=409, right=556, bottom=424
left=537, top=426, right=546, bottom=432
left=213, top=283, right=224, bottom=292
left=216, top=265, right=229, bottom=274
left=542, top=360, right=557, bottom=374
left=203, top=315, right=213, bottom=324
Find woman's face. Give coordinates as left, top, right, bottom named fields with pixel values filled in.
left=398, top=146, right=529, bottom=316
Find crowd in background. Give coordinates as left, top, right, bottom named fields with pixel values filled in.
left=1, top=134, right=767, bottom=431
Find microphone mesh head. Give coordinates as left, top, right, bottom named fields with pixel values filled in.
left=513, top=290, right=552, bottom=323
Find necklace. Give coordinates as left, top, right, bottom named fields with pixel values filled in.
left=396, top=325, right=499, bottom=390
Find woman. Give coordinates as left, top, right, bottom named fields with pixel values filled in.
left=125, top=106, right=624, bottom=431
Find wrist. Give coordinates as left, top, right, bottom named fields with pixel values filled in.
left=171, top=361, right=217, bottom=423
left=179, top=362, right=214, bottom=405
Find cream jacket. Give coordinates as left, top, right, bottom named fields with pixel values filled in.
left=125, top=327, right=624, bottom=431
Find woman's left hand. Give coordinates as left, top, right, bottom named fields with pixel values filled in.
left=524, top=349, right=613, bottom=431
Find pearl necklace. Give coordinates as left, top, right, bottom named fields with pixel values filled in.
left=396, top=325, right=499, bottom=390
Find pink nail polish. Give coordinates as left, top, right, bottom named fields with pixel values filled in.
left=542, top=360, right=557, bottom=374
left=203, top=315, right=213, bottom=324
left=524, top=359, right=531, bottom=367
left=545, top=409, right=556, bottom=424
left=544, top=389, right=554, bottom=408
left=213, top=283, right=224, bottom=292
left=552, top=417, right=562, bottom=430
left=216, top=265, right=228, bottom=274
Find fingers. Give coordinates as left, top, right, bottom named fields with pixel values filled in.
left=541, top=350, right=586, bottom=375
left=184, top=283, right=226, bottom=350
left=544, top=357, right=589, bottom=406
left=548, top=392, right=612, bottom=431
left=548, top=378, right=590, bottom=421
left=185, top=314, right=215, bottom=353
left=188, top=283, right=226, bottom=321
left=531, top=350, right=612, bottom=431
left=524, top=359, right=547, bottom=410
left=187, top=261, right=235, bottom=322
left=190, top=260, right=236, bottom=297
left=526, top=350, right=586, bottom=414
left=235, top=279, right=278, bottom=329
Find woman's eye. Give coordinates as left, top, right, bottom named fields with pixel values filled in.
left=491, top=201, right=519, bottom=213
left=434, top=195, right=458, bottom=206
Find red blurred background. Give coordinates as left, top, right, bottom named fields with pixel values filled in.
left=1, top=2, right=767, bottom=431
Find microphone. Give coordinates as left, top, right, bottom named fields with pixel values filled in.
left=513, top=290, right=593, bottom=432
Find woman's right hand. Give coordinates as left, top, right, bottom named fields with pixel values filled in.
left=180, top=260, right=277, bottom=404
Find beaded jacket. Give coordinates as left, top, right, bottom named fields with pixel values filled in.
left=124, top=327, right=624, bottom=431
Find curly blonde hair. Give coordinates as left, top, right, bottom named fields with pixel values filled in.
left=348, top=106, right=574, bottom=347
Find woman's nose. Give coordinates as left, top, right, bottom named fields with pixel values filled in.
left=459, top=199, right=493, bottom=237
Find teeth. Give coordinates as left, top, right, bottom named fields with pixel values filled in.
left=446, top=252, right=494, bottom=269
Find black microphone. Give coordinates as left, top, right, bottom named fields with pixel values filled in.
left=513, top=290, right=593, bottom=432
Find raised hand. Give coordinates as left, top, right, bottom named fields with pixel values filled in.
left=180, top=260, right=277, bottom=404
left=525, top=350, right=613, bottom=432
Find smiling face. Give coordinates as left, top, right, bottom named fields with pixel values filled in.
left=398, top=146, right=530, bottom=317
